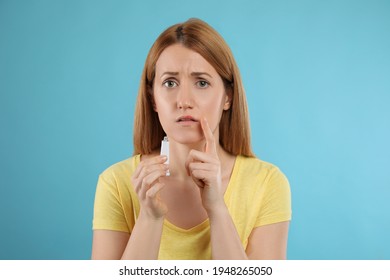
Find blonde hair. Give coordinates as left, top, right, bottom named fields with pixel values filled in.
left=133, top=18, right=254, bottom=157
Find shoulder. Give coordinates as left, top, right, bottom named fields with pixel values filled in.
left=226, top=156, right=291, bottom=229
left=238, top=156, right=291, bottom=220
left=237, top=156, right=288, bottom=182
left=99, top=155, right=140, bottom=184
left=234, top=156, right=290, bottom=198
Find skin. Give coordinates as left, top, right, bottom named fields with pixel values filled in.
left=91, top=44, right=289, bottom=259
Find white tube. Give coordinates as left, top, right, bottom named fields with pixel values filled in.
left=160, top=136, right=170, bottom=176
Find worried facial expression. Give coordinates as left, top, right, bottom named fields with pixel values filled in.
left=153, top=44, right=231, bottom=145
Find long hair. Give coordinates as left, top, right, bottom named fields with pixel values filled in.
left=133, top=18, right=254, bottom=157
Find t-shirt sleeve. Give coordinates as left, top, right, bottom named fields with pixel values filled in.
left=92, top=173, right=130, bottom=233
left=254, top=167, right=292, bottom=227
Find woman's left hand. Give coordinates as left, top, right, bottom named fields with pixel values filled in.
left=185, top=117, right=225, bottom=213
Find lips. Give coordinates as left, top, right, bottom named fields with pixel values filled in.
left=176, top=115, right=198, bottom=122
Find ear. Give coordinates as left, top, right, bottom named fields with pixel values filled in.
left=223, top=88, right=232, bottom=110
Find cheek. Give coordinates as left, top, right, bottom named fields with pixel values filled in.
left=153, top=94, right=172, bottom=128
left=153, top=92, right=169, bottom=112
left=199, top=95, right=226, bottom=126
left=203, top=93, right=226, bottom=112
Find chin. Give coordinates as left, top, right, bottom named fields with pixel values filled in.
left=168, top=131, right=204, bottom=145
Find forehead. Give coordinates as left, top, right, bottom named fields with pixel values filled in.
left=155, top=44, right=217, bottom=74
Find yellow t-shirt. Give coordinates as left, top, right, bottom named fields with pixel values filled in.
left=93, top=155, right=291, bottom=259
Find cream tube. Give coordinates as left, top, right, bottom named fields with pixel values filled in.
left=160, top=136, right=170, bottom=176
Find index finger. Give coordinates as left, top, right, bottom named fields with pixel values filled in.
left=200, top=117, right=217, bottom=155
left=133, top=155, right=167, bottom=179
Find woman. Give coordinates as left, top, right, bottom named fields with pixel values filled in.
left=92, top=18, right=291, bottom=260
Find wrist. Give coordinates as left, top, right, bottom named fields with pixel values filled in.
left=205, top=200, right=228, bottom=220
left=138, top=209, right=165, bottom=225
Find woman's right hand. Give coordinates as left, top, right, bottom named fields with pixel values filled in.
left=131, top=155, right=169, bottom=220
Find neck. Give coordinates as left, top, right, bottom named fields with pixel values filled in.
left=168, top=139, right=227, bottom=181
left=168, top=140, right=202, bottom=180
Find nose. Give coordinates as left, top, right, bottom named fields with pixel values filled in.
left=177, top=84, right=193, bottom=110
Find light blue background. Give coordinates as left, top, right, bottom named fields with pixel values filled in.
left=1, top=0, right=389, bottom=259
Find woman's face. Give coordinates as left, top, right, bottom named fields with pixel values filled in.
left=153, top=44, right=231, bottom=145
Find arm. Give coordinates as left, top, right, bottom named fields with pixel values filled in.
left=208, top=205, right=248, bottom=259
left=208, top=209, right=290, bottom=259
left=187, top=118, right=290, bottom=259
left=246, top=221, right=290, bottom=259
left=91, top=211, right=164, bottom=260
left=91, top=230, right=129, bottom=259
left=91, top=156, right=169, bottom=260
left=186, top=118, right=247, bottom=259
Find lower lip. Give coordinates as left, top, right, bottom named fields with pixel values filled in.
left=177, top=121, right=199, bottom=126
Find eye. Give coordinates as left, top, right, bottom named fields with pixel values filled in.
left=163, top=80, right=178, bottom=88
left=196, top=80, right=209, bottom=88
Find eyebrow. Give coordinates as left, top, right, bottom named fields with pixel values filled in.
left=160, top=71, right=213, bottom=78
left=160, top=72, right=179, bottom=78
left=191, top=72, right=212, bottom=78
